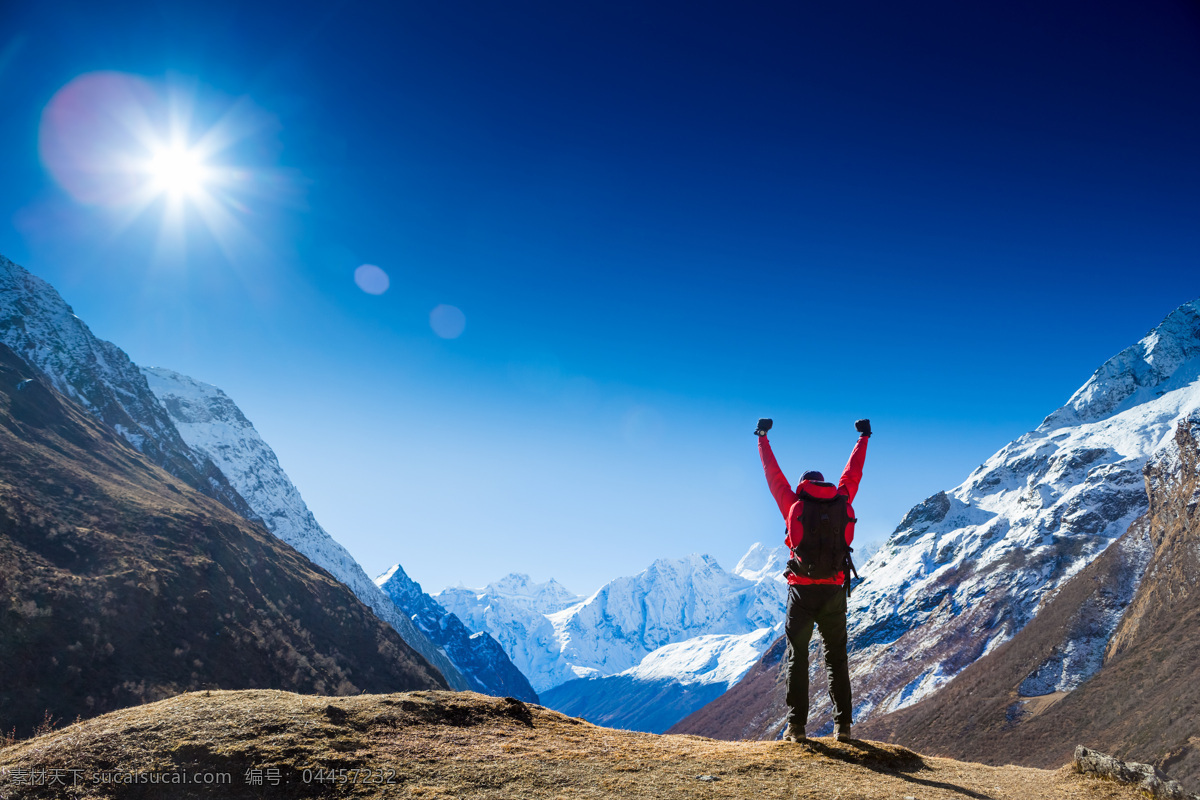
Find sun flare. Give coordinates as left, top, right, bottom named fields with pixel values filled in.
left=38, top=71, right=283, bottom=256
left=146, top=145, right=211, bottom=198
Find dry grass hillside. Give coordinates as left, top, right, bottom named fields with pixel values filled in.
left=0, top=689, right=1156, bottom=800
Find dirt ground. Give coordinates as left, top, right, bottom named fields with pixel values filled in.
left=0, top=690, right=1152, bottom=799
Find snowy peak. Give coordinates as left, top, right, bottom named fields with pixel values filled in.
left=374, top=563, right=538, bottom=702
left=140, top=366, right=326, bottom=552
left=480, top=574, right=582, bottom=614
left=621, top=628, right=778, bottom=687
left=734, top=542, right=789, bottom=584
left=1041, top=298, right=1200, bottom=430
left=142, top=367, right=252, bottom=428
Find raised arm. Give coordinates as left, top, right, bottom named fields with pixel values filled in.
left=759, top=434, right=797, bottom=518
left=838, top=420, right=871, bottom=503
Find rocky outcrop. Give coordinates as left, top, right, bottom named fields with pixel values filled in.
left=1074, top=747, right=1198, bottom=800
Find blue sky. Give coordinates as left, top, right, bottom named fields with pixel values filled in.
left=2, top=1, right=1199, bottom=596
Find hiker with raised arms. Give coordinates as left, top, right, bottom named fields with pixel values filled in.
left=755, top=417, right=871, bottom=743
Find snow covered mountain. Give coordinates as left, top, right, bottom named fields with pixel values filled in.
left=840, top=298, right=1200, bottom=724
left=675, top=297, right=1200, bottom=740
left=436, top=544, right=789, bottom=704
left=375, top=562, right=537, bottom=702
left=854, top=413, right=1200, bottom=789
left=436, top=574, right=584, bottom=693
left=0, top=255, right=252, bottom=518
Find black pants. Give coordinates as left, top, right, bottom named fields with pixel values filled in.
left=784, top=583, right=852, bottom=729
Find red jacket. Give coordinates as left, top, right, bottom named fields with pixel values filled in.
left=759, top=434, right=868, bottom=586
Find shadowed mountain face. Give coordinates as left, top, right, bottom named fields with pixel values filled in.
left=375, top=562, right=538, bottom=703
left=0, top=345, right=446, bottom=736
left=858, top=417, right=1200, bottom=792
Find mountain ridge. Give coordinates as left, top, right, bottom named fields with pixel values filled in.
left=375, top=562, right=537, bottom=702
left=437, top=546, right=788, bottom=696
left=0, top=253, right=541, bottom=698
left=0, top=255, right=254, bottom=519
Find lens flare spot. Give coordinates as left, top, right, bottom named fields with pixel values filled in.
left=38, top=71, right=159, bottom=206
left=354, top=264, right=390, bottom=295
left=430, top=304, right=466, bottom=339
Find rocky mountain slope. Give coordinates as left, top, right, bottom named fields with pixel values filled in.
left=673, top=298, right=1200, bottom=740
left=0, top=255, right=251, bottom=518
left=139, top=367, right=470, bottom=692
left=375, top=562, right=537, bottom=702
left=858, top=415, right=1200, bottom=792
left=0, top=344, right=446, bottom=737
left=0, top=688, right=1154, bottom=800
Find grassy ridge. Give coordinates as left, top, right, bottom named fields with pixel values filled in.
left=0, top=689, right=1153, bottom=800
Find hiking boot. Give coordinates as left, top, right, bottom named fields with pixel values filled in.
left=781, top=723, right=806, bottom=743
left=835, top=722, right=852, bottom=742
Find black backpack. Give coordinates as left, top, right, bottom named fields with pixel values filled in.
left=785, top=488, right=858, bottom=594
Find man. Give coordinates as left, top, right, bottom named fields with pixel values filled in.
left=755, top=417, right=871, bottom=743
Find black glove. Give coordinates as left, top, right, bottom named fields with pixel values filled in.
left=855, top=419, right=872, bottom=437
left=755, top=418, right=773, bottom=437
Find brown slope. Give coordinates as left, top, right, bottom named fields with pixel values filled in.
left=0, top=689, right=1154, bottom=800
left=0, top=344, right=446, bottom=737
left=857, top=418, right=1200, bottom=790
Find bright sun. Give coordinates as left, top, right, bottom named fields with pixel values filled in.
left=40, top=72, right=272, bottom=249
left=146, top=145, right=211, bottom=198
